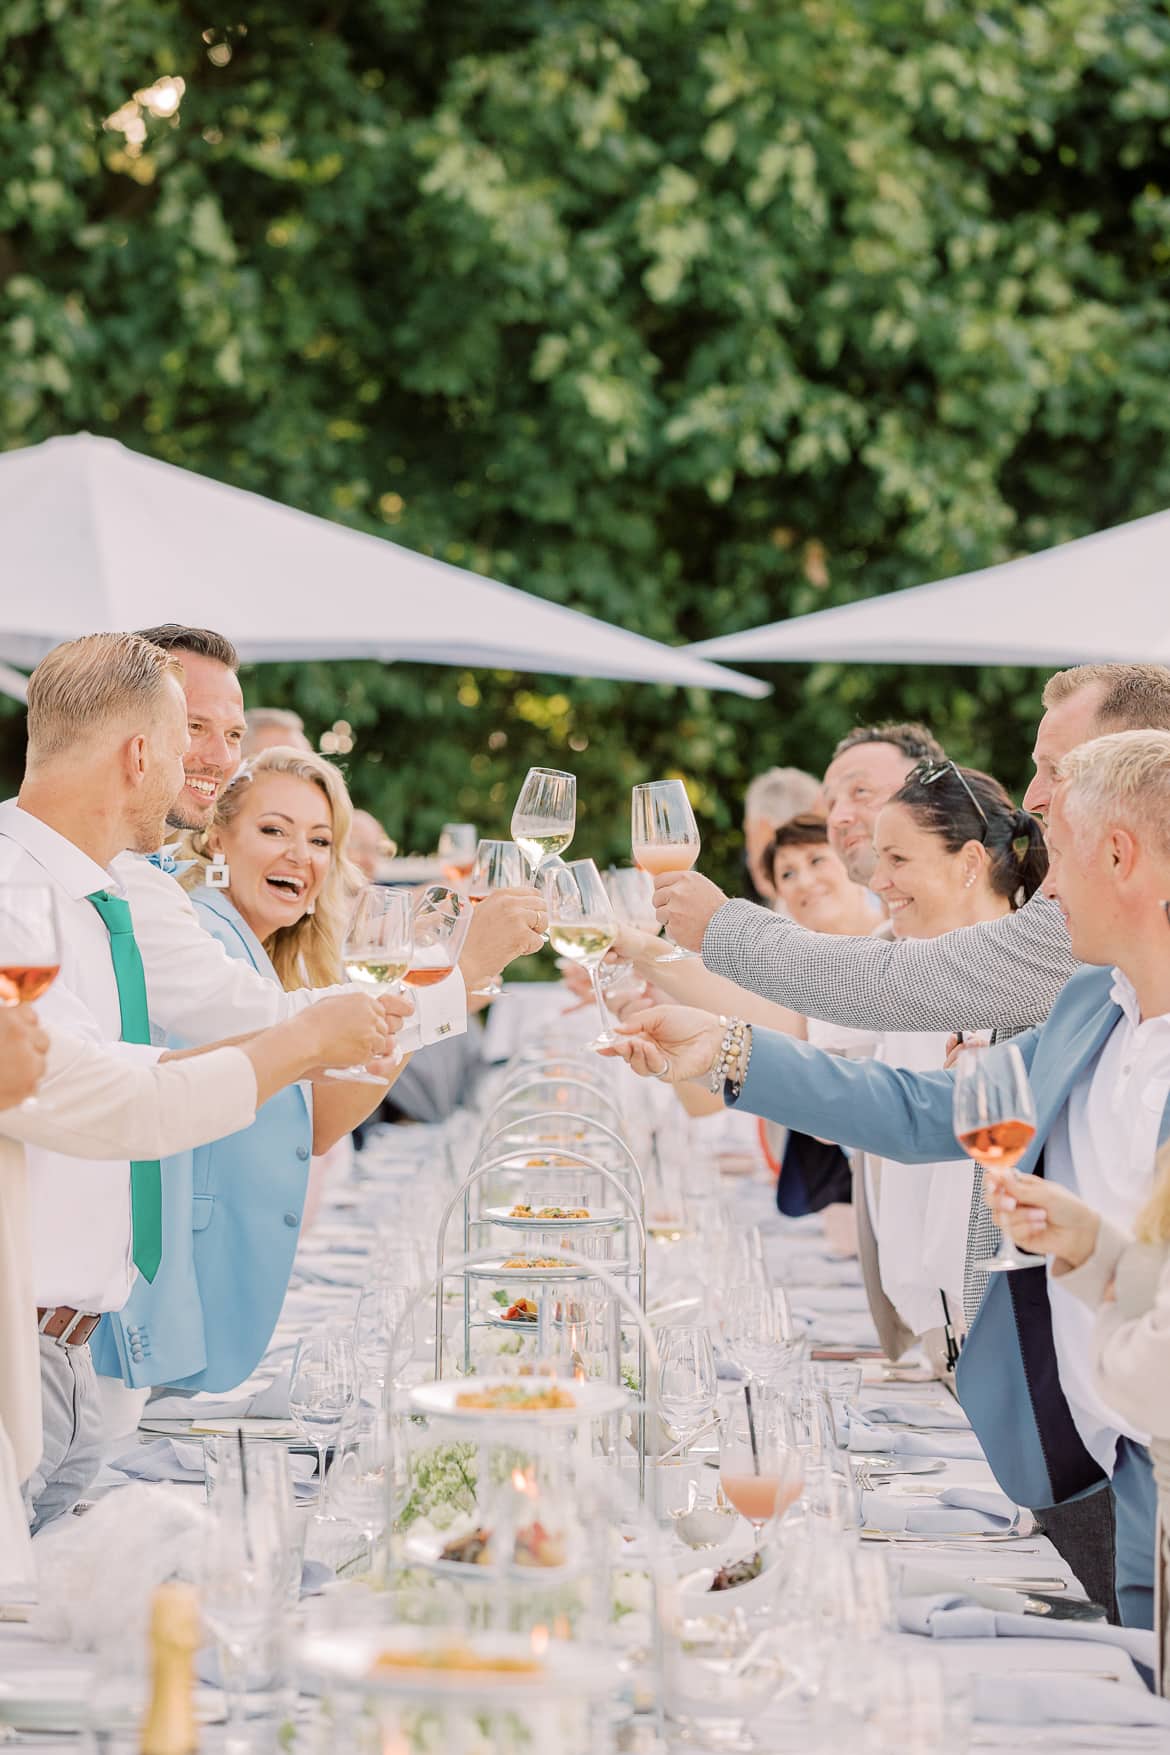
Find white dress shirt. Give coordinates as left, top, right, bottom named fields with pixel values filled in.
left=0, top=1025, right=258, bottom=1566
left=112, top=853, right=467, bottom=1053
left=0, top=804, right=167, bottom=1310
left=872, top=1027, right=981, bottom=1338
left=1046, top=969, right=1170, bottom=1472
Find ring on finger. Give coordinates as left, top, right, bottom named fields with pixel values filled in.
left=651, top=1054, right=671, bottom=1080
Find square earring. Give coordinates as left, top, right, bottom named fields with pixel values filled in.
left=205, top=853, right=230, bottom=889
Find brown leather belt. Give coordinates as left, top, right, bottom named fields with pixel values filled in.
left=37, top=1306, right=101, bottom=1347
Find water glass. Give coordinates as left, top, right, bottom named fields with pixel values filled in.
left=354, top=1280, right=415, bottom=1403
left=289, top=1329, right=357, bottom=1520
left=657, top=1324, right=717, bottom=1454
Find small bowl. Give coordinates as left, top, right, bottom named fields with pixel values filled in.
left=671, top=1504, right=739, bottom=1550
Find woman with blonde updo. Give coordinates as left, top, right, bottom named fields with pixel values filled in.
left=94, top=748, right=403, bottom=1397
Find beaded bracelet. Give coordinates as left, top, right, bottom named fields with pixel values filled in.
left=706, top=1016, right=753, bottom=1098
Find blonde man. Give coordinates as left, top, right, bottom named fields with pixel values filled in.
left=0, top=632, right=402, bottom=1523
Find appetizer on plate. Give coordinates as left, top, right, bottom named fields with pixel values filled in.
left=502, top=1297, right=538, bottom=1324
left=509, top=1204, right=591, bottom=1220
left=454, top=1383, right=575, bottom=1413
left=502, top=1255, right=569, bottom=1270
left=709, top=1553, right=763, bottom=1593
left=371, top=1645, right=541, bottom=1676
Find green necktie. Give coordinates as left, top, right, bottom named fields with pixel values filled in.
left=86, top=890, right=163, bottom=1282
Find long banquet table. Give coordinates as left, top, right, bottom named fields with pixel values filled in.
left=1, top=995, right=1167, bottom=1752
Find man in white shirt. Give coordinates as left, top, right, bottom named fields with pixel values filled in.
left=1, top=632, right=402, bottom=1524
left=123, top=623, right=543, bottom=1044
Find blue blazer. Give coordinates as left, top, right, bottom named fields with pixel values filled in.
left=93, top=888, right=313, bottom=1392
left=732, top=964, right=1167, bottom=1510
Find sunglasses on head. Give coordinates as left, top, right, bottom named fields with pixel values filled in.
left=913, top=758, right=990, bottom=839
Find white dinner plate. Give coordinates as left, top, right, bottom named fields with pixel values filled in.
left=299, top=1627, right=615, bottom=1701
left=409, top=1375, right=628, bottom=1424
left=464, top=1258, right=621, bottom=1281
left=402, top=1525, right=583, bottom=1582
left=482, top=1206, right=625, bottom=1229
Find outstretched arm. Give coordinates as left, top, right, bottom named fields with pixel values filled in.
left=602, top=1005, right=1041, bottom=1165
left=698, top=889, right=1075, bottom=1036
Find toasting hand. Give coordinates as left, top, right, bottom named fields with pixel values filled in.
left=984, top=1168, right=1100, bottom=1274
left=459, top=887, right=548, bottom=992
left=650, top=871, right=728, bottom=953
left=0, top=1005, right=50, bottom=1110
left=598, top=1003, right=725, bottom=1085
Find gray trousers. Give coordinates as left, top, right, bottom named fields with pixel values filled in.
left=23, top=1335, right=106, bottom=1533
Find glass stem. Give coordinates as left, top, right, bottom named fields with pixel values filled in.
left=588, top=963, right=611, bottom=1038
left=316, top=1443, right=329, bottom=1518
left=220, top=1640, right=250, bottom=1753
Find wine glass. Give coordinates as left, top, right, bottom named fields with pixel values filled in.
left=630, top=780, right=700, bottom=961
left=327, top=886, right=414, bottom=1083
left=953, top=1043, right=1039, bottom=1272
left=198, top=1457, right=288, bottom=1755
left=0, top=885, right=61, bottom=1110
left=289, top=1329, right=357, bottom=1520
left=354, top=1280, right=415, bottom=1405
left=722, top=1285, right=801, bottom=1387
left=543, top=858, right=619, bottom=1048
left=437, top=823, right=478, bottom=887
left=511, top=767, right=576, bottom=882
left=328, top=1416, right=391, bottom=1574
left=657, top=1324, right=717, bottom=1458
left=467, top=839, right=526, bottom=997
left=718, top=1389, right=804, bottom=1545
left=403, top=885, right=472, bottom=991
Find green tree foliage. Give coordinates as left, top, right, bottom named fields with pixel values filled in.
left=3, top=0, right=1168, bottom=887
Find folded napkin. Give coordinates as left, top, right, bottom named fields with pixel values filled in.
left=860, top=1397, right=970, bottom=1431
left=111, top=1436, right=319, bottom=1501
left=898, top=1590, right=1157, bottom=1667
left=110, top=1436, right=206, bottom=1485
left=848, top=1411, right=982, bottom=1459
left=146, top=1365, right=291, bottom=1423
left=972, top=1673, right=1170, bottom=1729
left=863, top=1483, right=1022, bottom=1536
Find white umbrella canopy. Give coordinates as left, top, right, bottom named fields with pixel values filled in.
left=0, top=434, right=768, bottom=697
left=688, top=507, right=1170, bottom=667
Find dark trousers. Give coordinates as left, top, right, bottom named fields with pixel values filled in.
left=1036, top=1484, right=1118, bottom=1622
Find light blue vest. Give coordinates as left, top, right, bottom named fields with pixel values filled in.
left=92, top=887, right=312, bottom=1392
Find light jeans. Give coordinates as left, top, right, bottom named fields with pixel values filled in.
left=23, top=1335, right=106, bottom=1533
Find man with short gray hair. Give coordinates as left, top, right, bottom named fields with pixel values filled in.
left=742, top=765, right=822, bottom=902
left=242, top=706, right=312, bottom=758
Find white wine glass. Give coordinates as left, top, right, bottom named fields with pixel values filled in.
left=954, top=1043, right=1039, bottom=1273
left=403, top=885, right=472, bottom=993
left=630, top=779, right=700, bottom=962
left=0, top=885, right=61, bottom=1111
left=437, top=823, right=478, bottom=887
left=544, top=858, right=619, bottom=1048
left=289, top=1329, right=357, bottom=1521
left=327, top=886, right=414, bottom=1083
left=657, top=1324, right=717, bottom=1457
left=467, top=839, right=526, bottom=997
left=511, top=767, right=576, bottom=882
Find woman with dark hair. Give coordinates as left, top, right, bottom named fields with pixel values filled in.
left=761, top=816, right=881, bottom=1219
left=866, top=759, right=1047, bottom=1354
